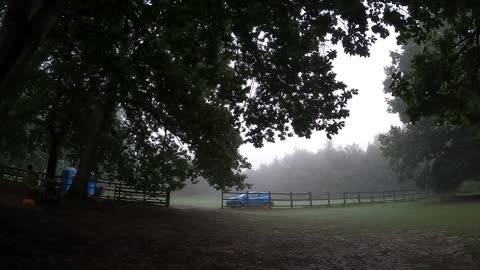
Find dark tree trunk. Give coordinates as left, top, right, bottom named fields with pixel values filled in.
left=69, top=104, right=107, bottom=197
left=46, top=132, right=60, bottom=179
left=0, top=0, right=63, bottom=112
left=44, top=131, right=62, bottom=202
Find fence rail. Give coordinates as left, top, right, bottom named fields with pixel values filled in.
left=0, top=164, right=170, bottom=206
left=221, top=189, right=433, bottom=209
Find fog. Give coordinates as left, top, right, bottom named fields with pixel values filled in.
left=176, top=34, right=409, bottom=196
left=240, top=33, right=401, bottom=169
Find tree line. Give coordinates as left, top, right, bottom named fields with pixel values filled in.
left=248, top=141, right=415, bottom=194
left=177, top=141, right=414, bottom=196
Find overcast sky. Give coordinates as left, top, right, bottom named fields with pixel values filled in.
left=240, top=34, right=402, bottom=169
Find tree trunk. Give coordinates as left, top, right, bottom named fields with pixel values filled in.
left=0, top=0, right=63, bottom=112
left=46, top=133, right=60, bottom=179
left=44, top=131, right=62, bottom=202
left=69, top=104, right=106, bottom=197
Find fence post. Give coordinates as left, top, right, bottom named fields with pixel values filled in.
left=268, top=191, right=272, bottom=208
left=118, top=182, right=122, bottom=200
left=165, top=189, right=170, bottom=207
left=246, top=191, right=249, bottom=207
left=327, top=192, right=330, bottom=207
left=343, top=192, right=346, bottom=205
left=290, top=192, right=293, bottom=208
left=309, top=192, right=312, bottom=208
left=393, top=191, right=396, bottom=202
left=357, top=192, right=361, bottom=204
left=370, top=192, right=374, bottom=203
left=403, top=191, right=406, bottom=201
left=221, top=190, right=224, bottom=209
left=15, top=169, right=20, bottom=182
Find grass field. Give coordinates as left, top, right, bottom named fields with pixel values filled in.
left=251, top=200, right=480, bottom=233
left=169, top=196, right=480, bottom=268
left=172, top=193, right=480, bottom=233
left=171, top=193, right=220, bottom=208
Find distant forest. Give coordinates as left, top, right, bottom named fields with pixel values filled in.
left=177, top=140, right=415, bottom=196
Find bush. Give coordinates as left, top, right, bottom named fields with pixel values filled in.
left=457, top=180, right=480, bottom=194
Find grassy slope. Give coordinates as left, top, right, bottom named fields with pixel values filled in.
left=251, top=201, right=480, bottom=234
left=172, top=193, right=480, bottom=233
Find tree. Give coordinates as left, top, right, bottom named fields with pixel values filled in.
left=3, top=0, right=403, bottom=195
left=379, top=1, right=480, bottom=124
left=0, top=0, right=64, bottom=119
left=380, top=42, right=480, bottom=192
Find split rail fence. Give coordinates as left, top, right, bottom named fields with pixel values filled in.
left=221, top=190, right=432, bottom=209
left=0, top=164, right=170, bottom=206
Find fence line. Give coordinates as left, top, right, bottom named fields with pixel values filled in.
left=221, top=189, right=433, bottom=209
left=0, top=164, right=170, bottom=206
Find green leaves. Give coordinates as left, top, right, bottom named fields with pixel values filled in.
left=2, top=0, right=406, bottom=190
left=381, top=39, right=480, bottom=192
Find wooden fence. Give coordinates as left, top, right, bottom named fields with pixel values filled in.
left=221, top=190, right=433, bottom=209
left=0, top=164, right=59, bottom=184
left=93, top=180, right=170, bottom=206
left=0, top=164, right=170, bottom=206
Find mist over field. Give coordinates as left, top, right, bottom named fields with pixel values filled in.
left=177, top=141, right=415, bottom=198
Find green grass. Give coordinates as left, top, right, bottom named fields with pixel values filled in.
left=171, top=193, right=480, bottom=233
left=171, top=193, right=220, bottom=208
left=249, top=199, right=480, bottom=233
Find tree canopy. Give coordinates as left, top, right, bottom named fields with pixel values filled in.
left=380, top=43, right=480, bottom=192
left=1, top=1, right=479, bottom=194
left=0, top=1, right=395, bottom=193
left=383, top=0, right=480, bottom=124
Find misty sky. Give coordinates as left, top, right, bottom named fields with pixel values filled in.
left=240, top=34, right=402, bottom=169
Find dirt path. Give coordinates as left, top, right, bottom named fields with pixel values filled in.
left=1, top=182, right=479, bottom=270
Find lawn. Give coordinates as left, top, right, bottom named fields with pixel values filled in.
left=247, top=199, right=480, bottom=233
left=172, top=193, right=480, bottom=233
left=170, top=193, right=220, bottom=208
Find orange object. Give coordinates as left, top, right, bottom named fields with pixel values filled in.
left=22, top=198, right=36, bottom=207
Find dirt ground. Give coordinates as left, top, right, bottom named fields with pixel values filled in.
left=1, top=181, right=480, bottom=270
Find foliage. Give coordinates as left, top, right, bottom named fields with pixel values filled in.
left=1, top=0, right=398, bottom=192
left=379, top=1, right=480, bottom=124
left=457, top=180, right=480, bottom=195
left=3, top=1, right=478, bottom=193
left=380, top=43, right=480, bottom=192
